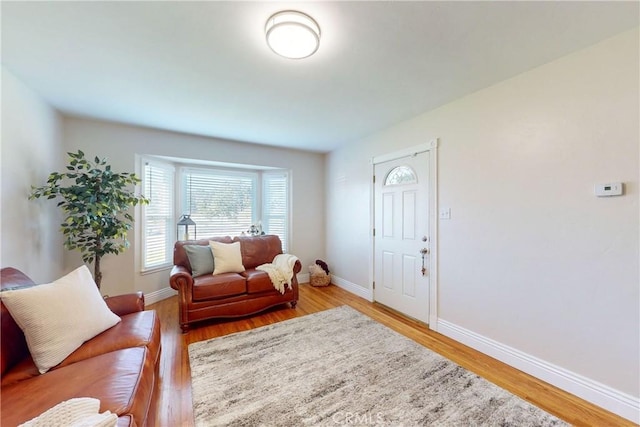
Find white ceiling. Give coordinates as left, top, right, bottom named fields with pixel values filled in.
left=2, top=1, right=638, bottom=153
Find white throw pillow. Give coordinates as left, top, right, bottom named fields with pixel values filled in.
left=210, top=241, right=245, bottom=275
left=0, top=265, right=121, bottom=374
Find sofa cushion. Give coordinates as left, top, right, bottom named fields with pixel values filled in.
left=210, top=241, right=245, bottom=275
left=235, top=235, right=283, bottom=269
left=184, top=245, right=214, bottom=277
left=0, top=266, right=121, bottom=374
left=1, top=310, right=161, bottom=387
left=59, top=310, right=161, bottom=369
left=193, top=274, right=246, bottom=301
left=244, top=270, right=277, bottom=294
left=0, top=347, right=155, bottom=427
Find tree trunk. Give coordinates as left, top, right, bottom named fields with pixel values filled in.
left=94, top=254, right=102, bottom=289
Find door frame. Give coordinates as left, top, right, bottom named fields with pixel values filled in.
left=370, top=139, right=439, bottom=328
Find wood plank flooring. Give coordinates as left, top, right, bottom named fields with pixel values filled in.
left=148, top=283, right=634, bottom=427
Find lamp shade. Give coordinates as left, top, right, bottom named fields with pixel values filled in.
left=265, top=10, right=320, bottom=59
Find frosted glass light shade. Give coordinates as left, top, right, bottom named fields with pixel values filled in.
left=265, top=11, right=320, bottom=59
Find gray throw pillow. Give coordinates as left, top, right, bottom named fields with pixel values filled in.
left=184, top=245, right=215, bottom=277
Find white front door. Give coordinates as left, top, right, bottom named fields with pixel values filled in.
left=374, top=152, right=430, bottom=323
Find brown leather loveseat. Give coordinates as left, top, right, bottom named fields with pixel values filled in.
left=0, top=268, right=161, bottom=427
left=170, top=235, right=300, bottom=332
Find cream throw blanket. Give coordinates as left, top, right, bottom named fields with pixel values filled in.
left=20, top=398, right=117, bottom=427
left=256, top=254, right=299, bottom=294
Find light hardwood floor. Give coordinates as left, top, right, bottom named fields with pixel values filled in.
left=148, top=283, right=634, bottom=427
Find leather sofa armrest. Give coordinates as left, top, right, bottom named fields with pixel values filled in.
left=170, top=265, right=193, bottom=291
left=105, top=292, right=145, bottom=316
left=293, top=259, right=302, bottom=275
left=170, top=265, right=195, bottom=332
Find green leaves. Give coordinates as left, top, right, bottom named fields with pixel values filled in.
left=29, top=150, right=148, bottom=287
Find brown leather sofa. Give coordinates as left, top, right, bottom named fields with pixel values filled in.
left=0, top=267, right=161, bottom=427
left=170, top=235, right=300, bottom=332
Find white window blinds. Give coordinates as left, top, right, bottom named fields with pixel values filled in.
left=182, top=169, right=257, bottom=238
left=142, top=160, right=175, bottom=269
left=262, top=172, right=289, bottom=252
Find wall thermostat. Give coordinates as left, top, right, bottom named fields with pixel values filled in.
left=594, top=182, right=623, bottom=197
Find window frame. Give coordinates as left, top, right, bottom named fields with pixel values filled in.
left=140, top=158, right=176, bottom=272
left=262, top=170, right=291, bottom=252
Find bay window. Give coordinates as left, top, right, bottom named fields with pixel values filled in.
left=140, top=158, right=290, bottom=272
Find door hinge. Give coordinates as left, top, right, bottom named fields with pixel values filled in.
left=373, top=228, right=376, bottom=237
left=372, top=281, right=376, bottom=289
left=373, top=175, right=376, bottom=184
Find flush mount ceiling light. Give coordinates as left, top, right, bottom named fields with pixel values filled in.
left=265, top=10, right=320, bottom=59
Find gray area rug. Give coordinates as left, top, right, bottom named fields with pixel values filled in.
left=188, top=306, right=568, bottom=426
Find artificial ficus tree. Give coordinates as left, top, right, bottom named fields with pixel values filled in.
left=30, top=150, right=149, bottom=289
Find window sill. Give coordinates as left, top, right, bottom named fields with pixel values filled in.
left=140, top=265, right=173, bottom=276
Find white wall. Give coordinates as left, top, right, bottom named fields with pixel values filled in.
left=62, top=117, right=325, bottom=298
left=1, top=68, right=64, bottom=282
left=326, top=28, right=639, bottom=418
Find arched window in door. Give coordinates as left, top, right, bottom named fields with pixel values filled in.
left=384, top=165, right=417, bottom=186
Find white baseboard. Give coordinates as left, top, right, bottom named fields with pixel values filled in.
left=331, top=275, right=374, bottom=302
left=437, top=319, right=640, bottom=424
left=144, top=286, right=177, bottom=306
left=297, top=273, right=310, bottom=284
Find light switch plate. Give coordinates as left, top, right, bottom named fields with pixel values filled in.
left=439, top=207, right=451, bottom=220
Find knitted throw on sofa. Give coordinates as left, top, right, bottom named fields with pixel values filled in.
left=256, top=254, right=299, bottom=294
